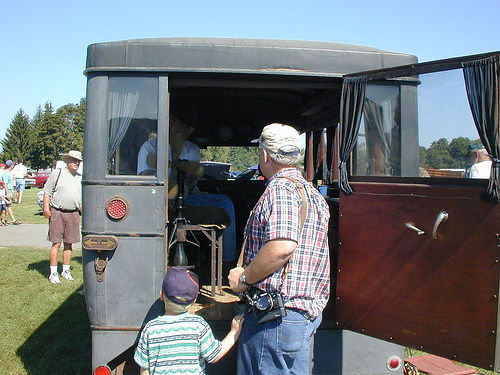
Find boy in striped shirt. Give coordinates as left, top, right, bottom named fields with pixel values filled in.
left=134, top=267, right=243, bottom=374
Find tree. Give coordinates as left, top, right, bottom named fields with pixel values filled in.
left=30, top=100, right=85, bottom=169
left=200, top=146, right=259, bottom=172
left=1, top=109, right=34, bottom=162
left=448, top=137, right=472, bottom=168
left=424, top=138, right=454, bottom=169
left=228, top=146, right=259, bottom=171
left=200, top=146, right=230, bottom=164
left=30, top=102, right=61, bottom=168
left=419, top=137, right=481, bottom=170
left=54, top=99, right=86, bottom=153
left=419, top=146, right=427, bottom=167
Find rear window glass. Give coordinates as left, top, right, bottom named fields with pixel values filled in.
left=353, top=69, right=486, bottom=179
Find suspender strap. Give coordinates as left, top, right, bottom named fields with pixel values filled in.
left=237, top=213, right=253, bottom=267
left=236, top=175, right=308, bottom=286
left=279, top=176, right=307, bottom=233
left=53, top=168, right=62, bottom=194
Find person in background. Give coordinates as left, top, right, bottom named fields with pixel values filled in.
left=12, top=158, right=30, bottom=204
left=467, top=145, right=492, bottom=179
left=0, top=164, right=6, bottom=224
left=134, top=267, right=244, bottom=375
left=0, top=179, right=8, bottom=225
left=228, top=123, right=330, bottom=375
left=43, top=151, right=83, bottom=284
left=1, top=160, right=21, bottom=225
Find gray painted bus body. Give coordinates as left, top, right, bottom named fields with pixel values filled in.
left=83, top=38, right=417, bottom=374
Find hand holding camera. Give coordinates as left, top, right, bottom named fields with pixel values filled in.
left=244, top=286, right=286, bottom=324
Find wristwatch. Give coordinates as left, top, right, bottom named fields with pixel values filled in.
left=239, top=272, right=251, bottom=286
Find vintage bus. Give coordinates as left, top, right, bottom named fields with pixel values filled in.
left=82, top=38, right=499, bottom=374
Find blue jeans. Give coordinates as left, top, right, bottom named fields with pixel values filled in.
left=237, top=309, right=322, bottom=375
left=16, top=178, right=26, bottom=192
left=185, top=193, right=236, bottom=262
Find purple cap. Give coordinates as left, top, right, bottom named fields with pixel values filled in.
left=162, top=267, right=199, bottom=305
left=5, top=160, right=14, bottom=167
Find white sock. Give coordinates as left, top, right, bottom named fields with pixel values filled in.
left=62, top=264, right=70, bottom=273
left=50, top=265, right=58, bottom=275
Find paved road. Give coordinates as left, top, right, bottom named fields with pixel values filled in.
left=0, top=223, right=81, bottom=248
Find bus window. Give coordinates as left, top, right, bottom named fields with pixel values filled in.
left=353, top=69, right=483, bottom=179
left=107, top=76, right=158, bottom=175
left=354, top=84, right=401, bottom=177
left=416, top=69, right=481, bottom=178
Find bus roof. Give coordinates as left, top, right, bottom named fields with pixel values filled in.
left=85, top=37, right=417, bottom=77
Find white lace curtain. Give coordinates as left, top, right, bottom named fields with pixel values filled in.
left=107, top=91, right=140, bottom=160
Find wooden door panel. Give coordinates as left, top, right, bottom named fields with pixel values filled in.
left=336, top=182, right=500, bottom=370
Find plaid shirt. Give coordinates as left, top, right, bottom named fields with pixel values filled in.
left=243, top=168, right=330, bottom=319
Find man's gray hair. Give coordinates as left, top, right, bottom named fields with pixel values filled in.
left=264, top=146, right=301, bottom=167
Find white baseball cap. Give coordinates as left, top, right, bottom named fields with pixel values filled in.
left=252, top=123, right=301, bottom=156
left=61, top=150, right=83, bottom=162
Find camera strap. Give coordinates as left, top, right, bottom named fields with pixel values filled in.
left=237, top=175, right=308, bottom=288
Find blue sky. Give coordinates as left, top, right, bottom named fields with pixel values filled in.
left=1, top=0, right=498, bottom=150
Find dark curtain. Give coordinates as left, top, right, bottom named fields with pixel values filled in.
left=327, top=125, right=338, bottom=184
left=462, top=55, right=500, bottom=202
left=338, top=77, right=367, bottom=194
left=316, top=128, right=328, bottom=181
left=305, top=129, right=329, bottom=182
left=305, top=131, right=314, bottom=181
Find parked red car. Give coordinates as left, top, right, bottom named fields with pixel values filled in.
left=33, top=172, right=49, bottom=188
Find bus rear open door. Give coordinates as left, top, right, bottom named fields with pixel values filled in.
left=335, top=51, right=500, bottom=371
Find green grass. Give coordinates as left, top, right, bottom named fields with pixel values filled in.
left=0, top=247, right=90, bottom=375
left=8, top=188, right=47, bottom=224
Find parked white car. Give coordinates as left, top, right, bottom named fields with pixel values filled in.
left=25, top=177, right=36, bottom=188
left=37, top=190, right=44, bottom=213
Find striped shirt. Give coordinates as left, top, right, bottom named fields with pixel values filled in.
left=244, top=168, right=330, bottom=319
left=134, top=313, right=222, bottom=374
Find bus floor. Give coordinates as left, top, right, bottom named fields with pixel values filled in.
left=190, top=285, right=242, bottom=320
left=178, top=243, right=241, bottom=320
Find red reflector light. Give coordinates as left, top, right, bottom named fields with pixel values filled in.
left=390, top=358, right=399, bottom=368
left=387, top=355, right=402, bottom=371
left=106, top=196, right=129, bottom=221
left=94, top=365, right=111, bottom=375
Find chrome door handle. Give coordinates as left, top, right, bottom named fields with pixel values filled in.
left=405, top=222, right=425, bottom=236
left=432, top=211, right=448, bottom=239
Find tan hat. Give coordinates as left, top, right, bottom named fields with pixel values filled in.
left=62, top=150, right=83, bottom=162
left=252, top=123, right=301, bottom=155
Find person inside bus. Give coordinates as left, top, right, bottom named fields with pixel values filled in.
left=136, top=114, right=237, bottom=263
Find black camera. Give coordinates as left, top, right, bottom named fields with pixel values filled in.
left=245, top=287, right=287, bottom=324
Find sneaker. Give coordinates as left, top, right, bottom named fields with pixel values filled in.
left=49, top=272, right=62, bottom=284
left=13, top=221, right=21, bottom=225
left=61, top=270, right=75, bottom=281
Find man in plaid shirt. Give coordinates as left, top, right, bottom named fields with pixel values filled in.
left=229, top=123, right=330, bottom=375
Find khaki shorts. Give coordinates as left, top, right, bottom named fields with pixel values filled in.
left=47, top=208, right=80, bottom=244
